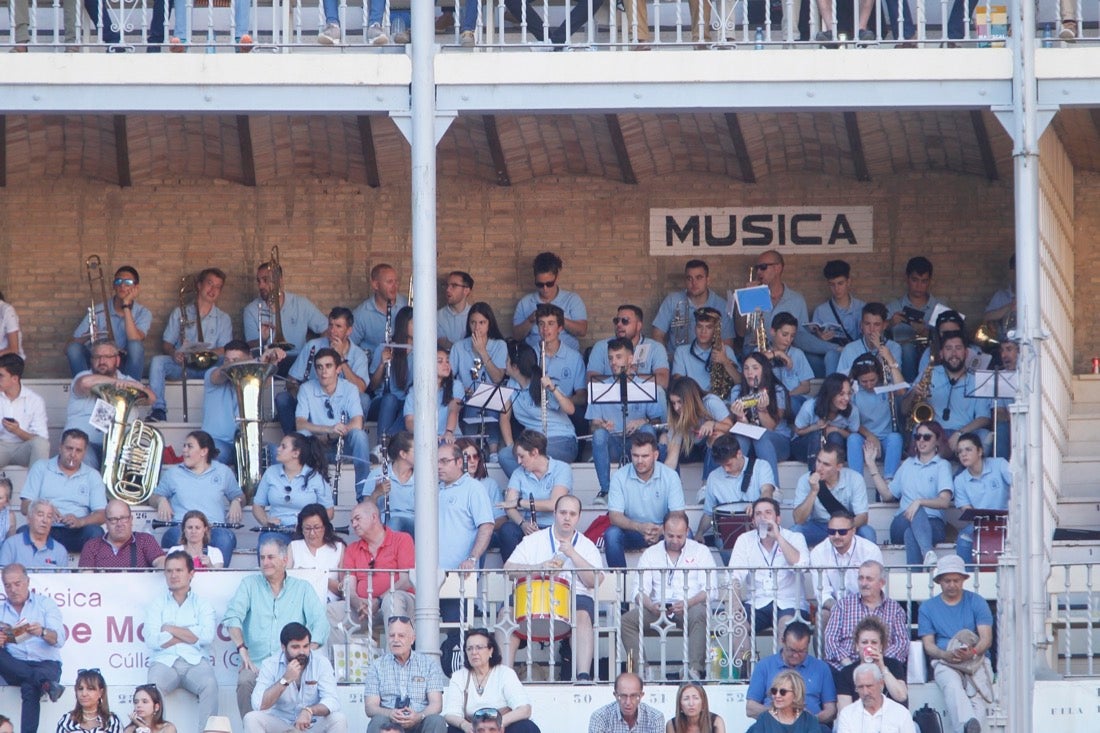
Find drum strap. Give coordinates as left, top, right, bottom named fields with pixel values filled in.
left=741, top=457, right=757, bottom=495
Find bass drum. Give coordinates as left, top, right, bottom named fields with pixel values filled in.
left=713, top=502, right=753, bottom=550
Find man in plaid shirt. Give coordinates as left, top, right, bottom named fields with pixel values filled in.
left=364, top=616, right=448, bottom=733
left=823, top=560, right=909, bottom=671
left=587, top=673, right=663, bottom=733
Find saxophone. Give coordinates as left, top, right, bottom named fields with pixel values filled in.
left=907, top=355, right=937, bottom=431
left=708, top=320, right=735, bottom=401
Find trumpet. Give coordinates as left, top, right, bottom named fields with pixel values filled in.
left=84, top=254, right=116, bottom=346
left=262, top=246, right=294, bottom=352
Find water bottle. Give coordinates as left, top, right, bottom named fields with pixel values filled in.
left=1041, top=22, right=1053, bottom=47
left=754, top=26, right=765, bottom=49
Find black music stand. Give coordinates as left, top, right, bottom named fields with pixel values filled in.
left=970, top=369, right=1018, bottom=458
left=588, top=373, right=657, bottom=469
left=463, top=382, right=514, bottom=456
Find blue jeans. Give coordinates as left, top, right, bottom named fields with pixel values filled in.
left=592, top=425, right=655, bottom=494
left=82, top=0, right=122, bottom=42
left=890, top=508, right=945, bottom=564
left=947, top=0, right=979, bottom=39
left=791, top=519, right=877, bottom=546
left=212, top=437, right=235, bottom=468
left=502, top=0, right=603, bottom=42
left=385, top=513, right=415, bottom=537
left=149, top=356, right=212, bottom=412
left=67, top=339, right=145, bottom=380
left=884, top=0, right=916, bottom=39
left=498, top=436, right=577, bottom=478
left=459, top=0, right=479, bottom=31
left=604, top=526, right=652, bottom=568
left=233, top=0, right=252, bottom=38
left=49, top=524, right=104, bottom=554
left=675, top=440, right=717, bottom=483
left=460, top=406, right=502, bottom=450
left=848, top=431, right=904, bottom=478
left=368, top=393, right=406, bottom=439
left=0, top=652, right=60, bottom=733
left=734, top=429, right=790, bottom=487
left=956, top=524, right=976, bottom=566
left=161, top=525, right=238, bottom=567
left=327, top=429, right=371, bottom=501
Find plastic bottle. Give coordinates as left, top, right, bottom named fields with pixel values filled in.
left=755, top=26, right=765, bottom=49
left=1042, top=22, right=1054, bottom=48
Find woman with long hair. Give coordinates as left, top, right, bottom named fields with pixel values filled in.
left=745, top=670, right=818, bottom=733
left=849, top=355, right=905, bottom=482
left=729, top=351, right=792, bottom=482
left=361, top=430, right=416, bottom=535
left=166, top=510, right=224, bottom=569
left=663, top=376, right=732, bottom=479
left=667, top=682, right=726, bottom=733
left=451, top=303, right=509, bottom=456
left=792, top=372, right=862, bottom=472
left=867, top=420, right=954, bottom=565
left=442, top=628, right=539, bottom=733
left=122, top=684, right=176, bottom=733
left=56, top=668, right=122, bottom=732
left=498, top=340, right=577, bottom=476
left=370, top=305, right=414, bottom=436
left=287, top=503, right=346, bottom=602
left=952, top=431, right=1011, bottom=566
left=252, top=432, right=332, bottom=552
left=404, top=348, right=463, bottom=441
left=455, top=437, right=505, bottom=527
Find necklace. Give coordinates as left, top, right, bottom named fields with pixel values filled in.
left=474, top=667, right=491, bottom=695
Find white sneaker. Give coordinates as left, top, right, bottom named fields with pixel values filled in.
left=367, top=23, right=389, bottom=46
left=592, top=493, right=608, bottom=507
left=318, top=22, right=341, bottom=45
left=460, top=30, right=475, bottom=46
left=924, top=550, right=939, bottom=567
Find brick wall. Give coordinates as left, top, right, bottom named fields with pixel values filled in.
left=0, top=169, right=1015, bottom=377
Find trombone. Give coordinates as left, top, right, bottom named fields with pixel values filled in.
left=84, top=255, right=116, bottom=346
left=262, top=246, right=294, bottom=353
left=177, top=274, right=219, bottom=422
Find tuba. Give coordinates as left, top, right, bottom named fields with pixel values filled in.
left=84, top=254, right=116, bottom=346
left=226, top=360, right=277, bottom=504
left=93, top=383, right=162, bottom=505
left=262, top=246, right=294, bottom=352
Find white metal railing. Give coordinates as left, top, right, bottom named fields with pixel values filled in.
left=1, top=0, right=1090, bottom=50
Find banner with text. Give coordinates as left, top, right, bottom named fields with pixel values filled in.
left=650, top=207, right=874, bottom=255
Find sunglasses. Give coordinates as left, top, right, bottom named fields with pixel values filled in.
left=78, top=668, right=103, bottom=676
left=914, top=433, right=935, bottom=442
left=826, top=527, right=852, bottom=536
left=535, top=280, right=556, bottom=289
left=612, top=317, right=633, bottom=325
left=755, top=263, right=777, bottom=271
left=770, top=687, right=792, bottom=697
left=283, top=485, right=294, bottom=502
left=472, top=708, right=500, bottom=722
left=324, top=399, right=335, bottom=421
left=388, top=616, right=412, bottom=624
left=113, top=278, right=136, bottom=286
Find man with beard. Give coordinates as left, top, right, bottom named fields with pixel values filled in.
left=588, top=305, right=670, bottom=389
left=244, top=259, right=327, bottom=374
left=902, top=332, right=991, bottom=457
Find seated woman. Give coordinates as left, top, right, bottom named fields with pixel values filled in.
left=360, top=430, right=415, bottom=534
left=834, top=616, right=908, bottom=712
left=667, top=681, right=726, bottom=733
left=442, top=628, right=540, bottom=733
left=792, top=373, right=863, bottom=473
left=849, top=354, right=905, bottom=484
left=498, top=340, right=578, bottom=477
left=867, top=420, right=954, bottom=566
left=952, top=431, right=1011, bottom=566
left=57, top=668, right=123, bottom=733
left=450, top=302, right=510, bottom=457
left=287, top=503, right=346, bottom=603
left=664, top=376, right=733, bottom=480
left=123, top=683, right=176, bottom=733
left=729, top=351, right=793, bottom=483
left=404, top=347, right=463, bottom=442
left=252, top=433, right=333, bottom=553
left=746, top=670, right=820, bottom=733
left=166, top=510, right=225, bottom=569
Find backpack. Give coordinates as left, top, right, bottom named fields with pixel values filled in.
left=912, top=703, right=944, bottom=733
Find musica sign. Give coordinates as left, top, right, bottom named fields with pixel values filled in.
left=650, top=207, right=874, bottom=255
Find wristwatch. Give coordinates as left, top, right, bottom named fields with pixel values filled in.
left=279, top=678, right=290, bottom=687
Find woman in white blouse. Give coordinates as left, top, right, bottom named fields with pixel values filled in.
left=442, top=628, right=540, bottom=733
left=287, top=503, right=346, bottom=602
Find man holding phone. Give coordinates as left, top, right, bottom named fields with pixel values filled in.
left=0, top=355, right=48, bottom=469
left=364, top=616, right=447, bottom=733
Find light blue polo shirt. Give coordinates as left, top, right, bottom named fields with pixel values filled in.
left=513, top=289, right=588, bottom=353
left=918, top=366, right=991, bottom=433
left=811, top=297, right=866, bottom=344
left=72, top=299, right=153, bottom=350
left=438, top=473, right=495, bottom=569
left=0, top=527, right=70, bottom=568
left=364, top=465, right=415, bottom=514
left=162, top=303, right=232, bottom=349
left=608, top=462, right=686, bottom=525
left=703, top=461, right=776, bottom=514
left=21, top=457, right=107, bottom=519
left=369, top=346, right=413, bottom=399
left=65, top=369, right=141, bottom=439
left=155, top=461, right=242, bottom=523
left=585, top=381, right=667, bottom=432
left=773, top=347, right=815, bottom=393
left=507, top=383, right=576, bottom=439
left=793, top=467, right=870, bottom=524
left=253, top=464, right=332, bottom=526
left=506, top=457, right=573, bottom=526
left=201, top=368, right=239, bottom=445
left=671, top=342, right=741, bottom=394
left=243, top=292, right=327, bottom=356
left=587, top=336, right=670, bottom=378
left=351, top=295, right=410, bottom=355
left=449, top=338, right=508, bottom=393
left=654, top=290, right=735, bottom=350
left=852, top=383, right=895, bottom=438
left=541, top=344, right=587, bottom=396
left=403, top=381, right=466, bottom=437
left=438, top=304, right=471, bottom=347
left=296, top=380, right=364, bottom=434
left=288, top=336, right=371, bottom=385
left=794, top=397, right=861, bottom=433
left=953, top=456, right=1011, bottom=511
left=890, top=455, right=954, bottom=520
left=837, top=338, right=903, bottom=377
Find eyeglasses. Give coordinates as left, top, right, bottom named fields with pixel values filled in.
left=465, top=644, right=489, bottom=652
left=78, top=668, right=102, bottom=675
left=769, top=687, right=792, bottom=697
left=535, top=280, right=556, bottom=290
left=387, top=616, right=412, bottom=624
left=438, top=457, right=457, bottom=465
left=302, top=524, right=325, bottom=533
left=105, top=515, right=130, bottom=524
left=446, top=282, right=469, bottom=289
left=612, top=317, right=633, bottom=325
left=113, top=278, right=136, bottom=286
left=324, top=399, right=335, bottom=420
left=615, top=693, right=643, bottom=701
left=914, top=433, right=935, bottom=442
left=472, top=708, right=500, bottom=722
left=826, top=527, right=852, bottom=536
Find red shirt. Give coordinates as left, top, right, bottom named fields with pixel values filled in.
left=78, top=531, right=165, bottom=569
left=342, top=527, right=415, bottom=599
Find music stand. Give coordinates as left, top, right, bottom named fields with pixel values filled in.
left=463, top=382, right=514, bottom=456
left=588, top=373, right=658, bottom=468
left=969, top=369, right=1018, bottom=458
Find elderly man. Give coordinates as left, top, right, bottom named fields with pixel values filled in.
left=499, top=495, right=601, bottom=681
left=0, top=564, right=66, bottom=733
left=437, top=442, right=495, bottom=574
left=587, top=672, right=663, bottom=733
left=245, top=622, right=347, bottom=733
left=79, top=499, right=166, bottom=568
left=19, top=429, right=107, bottom=553
left=621, top=511, right=715, bottom=679
left=328, top=502, right=414, bottom=644
left=606, top=432, right=686, bottom=568
left=224, top=536, right=330, bottom=717
left=66, top=339, right=156, bottom=468
left=66, top=263, right=150, bottom=380
left=0, top=354, right=48, bottom=468
left=0, top=499, right=69, bottom=568
left=746, top=621, right=837, bottom=728
left=145, top=551, right=219, bottom=733
left=919, top=555, right=994, bottom=733
left=364, top=616, right=448, bottom=733
left=808, top=510, right=883, bottom=627
left=824, top=560, right=910, bottom=672
left=836, top=663, right=915, bottom=733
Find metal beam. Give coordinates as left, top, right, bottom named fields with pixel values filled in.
left=357, top=116, right=381, bottom=189
left=482, top=115, right=511, bottom=187
left=605, top=114, right=637, bottom=185
left=112, top=115, right=131, bottom=188
left=843, top=111, right=870, bottom=182
left=723, top=112, right=755, bottom=183
left=236, top=115, right=256, bottom=187
left=970, top=110, right=999, bottom=182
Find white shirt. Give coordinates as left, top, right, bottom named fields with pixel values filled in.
left=288, top=539, right=346, bottom=602
left=808, top=535, right=884, bottom=606
left=508, top=527, right=602, bottom=599
left=727, top=528, right=809, bottom=610
left=442, top=665, right=530, bottom=720
left=835, top=695, right=916, bottom=733
left=0, top=385, right=47, bottom=443
left=0, top=302, right=23, bottom=359
left=631, top=538, right=717, bottom=605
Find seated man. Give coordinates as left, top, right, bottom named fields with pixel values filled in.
left=0, top=354, right=49, bottom=468
left=728, top=498, right=809, bottom=646
left=585, top=337, right=666, bottom=501
left=587, top=304, right=670, bottom=389
left=245, top=621, right=347, bottom=733
left=328, top=502, right=414, bottom=644
left=766, top=312, right=814, bottom=414
left=0, top=499, right=69, bottom=569
left=19, top=429, right=106, bottom=553
left=791, top=444, right=875, bottom=545
left=66, top=263, right=150, bottom=380
left=296, top=348, right=371, bottom=498
left=147, top=267, right=232, bottom=423
left=696, top=434, right=775, bottom=542
left=499, top=430, right=572, bottom=563
left=835, top=663, right=915, bottom=733
left=364, top=616, right=448, bottom=733
left=671, top=307, right=741, bottom=396
left=79, top=499, right=166, bottom=568
left=351, top=263, right=409, bottom=358
left=587, top=673, right=664, bottom=733
left=914, top=309, right=983, bottom=377
left=887, top=256, right=947, bottom=381
left=621, top=511, right=715, bottom=679
left=824, top=560, right=909, bottom=672
left=836, top=302, right=903, bottom=378
left=437, top=270, right=474, bottom=350
left=807, top=260, right=864, bottom=376
left=807, top=511, right=883, bottom=628
left=498, top=495, right=601, bottom=682
left=245, top=259, right=328, bottom=374
left=532, top=303, right=588, bottom=436
left=512, top=252, right=587, bottom=353
left=919, top=556, right=994, bottom=733
left=201, top=339, right=270, bottom=466
left=606, top=432, right=686, bottom=568
left=746, top=621, right=837, bottom=729
left=652, top=259, right=735, bottom=355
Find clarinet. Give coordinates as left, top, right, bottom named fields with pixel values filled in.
left=301, top=345, right=318, bottom=382
left=152, top=520, right=244, bottom=529
left=380, top=432, right=391, bottom=526
left=527, top=492, right=537, bottom=526
left=382, top=300, right=394, bottom=395
left=332, top=411, right=347, bottom=506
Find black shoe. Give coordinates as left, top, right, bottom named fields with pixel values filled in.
left=146, top=408, right=167, bottom=423
left=43, top=681, right=64, bottom=703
